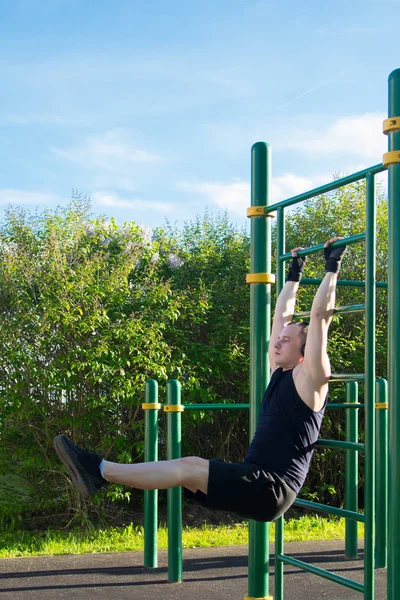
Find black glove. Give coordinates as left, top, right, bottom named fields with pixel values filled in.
left=286, top=254, right=307, bottom=282
left=324, top=242, right=347, bottom=273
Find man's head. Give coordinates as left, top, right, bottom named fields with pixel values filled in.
left=273, top=321, right=309, bottom=370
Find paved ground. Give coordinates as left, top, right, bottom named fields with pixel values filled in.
left=0, top=539, right=386, bottom=599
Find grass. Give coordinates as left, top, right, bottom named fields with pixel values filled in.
left=0, top=515, right=365, bottom=559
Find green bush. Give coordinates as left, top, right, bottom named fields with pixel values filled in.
left=0, top=181, right=388, bottom=528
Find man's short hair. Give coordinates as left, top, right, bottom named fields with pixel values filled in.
left=287, top=321, right=309, bottom=356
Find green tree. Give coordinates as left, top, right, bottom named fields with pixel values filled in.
left=0, top=199, right=184, bottom=524
left=150, top=212, right=251, bottom=461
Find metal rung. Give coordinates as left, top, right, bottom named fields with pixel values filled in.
left=301, top=277, right=388, bottom=289
left=262, top=163, right=386, bottom=214
left=294, top=304, right=365, bottom=319
left=280, top=233, right=366, bottom=261
left=294, top=498, right=365, bottom=522
left=183, top=403, right=249, bottom=411
left=276, top=554, right=364, bottom=593
left=317, top=439, right=365, bottom=452
left=330, top=373, right=365, bottom=382
left=328, top=303, right=366, bottom=315
left=326, top=402, right=363, bottom=409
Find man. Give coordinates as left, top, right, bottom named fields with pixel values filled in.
left=54, top=237, right=346, bottom=522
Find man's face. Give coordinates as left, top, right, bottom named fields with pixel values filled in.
left=273, top=324, right=304, bottom=369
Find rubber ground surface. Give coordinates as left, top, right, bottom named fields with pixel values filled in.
left=0, top=539, right=387, bottom=599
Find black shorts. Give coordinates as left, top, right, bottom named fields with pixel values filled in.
left=183, top=459, right=296, bottom=522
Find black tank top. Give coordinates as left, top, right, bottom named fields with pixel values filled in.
left=244, top=367, right=326, bottom=494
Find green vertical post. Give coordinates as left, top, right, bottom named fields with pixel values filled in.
left=345, top=381, right=358, bottom=558
left=364, top=171, right=376, bottom=600
left=166, top=379, right=182, bottom=583
left=387, top=68, right=400, bottom=600
left=247, top=142, right=272, bottom=600
left=274, top=518, right=284, bottom=600
left=276, top=207, right=285, bottom=293
left=274, top=206, right=285, bottom=600
left=144, top=380, right=159, bottom=568
left=375, top=378, right=388, bottom=569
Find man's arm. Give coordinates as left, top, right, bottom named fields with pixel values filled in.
left=295, top=237, right=346, bottom=410
left=269, top=281, right=299, bottom=372
left=302, top=271, right=337, bottom=383
left=269, top=246, right=305, bottom=372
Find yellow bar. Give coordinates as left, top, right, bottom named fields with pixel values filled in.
left=383, top=117, right=400, bottom=134
left=244, top=596, right=273, bottom=600
left=246, top=273, right=276, bottom=284
left=163, top=405, right=185, bottom=413
left=383, top=150, right=400, bottom=166
left=375, top=402, right=388, bottom=409
left=142, top=403, right=161, bottom=410
left=247, top=206, right=276, bottom=218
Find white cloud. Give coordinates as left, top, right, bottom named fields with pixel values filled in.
left=271, top=173, right=331, bottom=203
left=51, top=130, right=161, bottom=177
left=281, top=113, right=386, bottom=162
left=181, top=180, right=249, bottom=216
left=0, top=190, right=61, bottom=206
left=181, top=173, right=331, bottom=216
left=92, top=191, right=178, bottom=214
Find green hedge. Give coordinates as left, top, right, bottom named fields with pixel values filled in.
left=0, top=183, right=388, bottom=527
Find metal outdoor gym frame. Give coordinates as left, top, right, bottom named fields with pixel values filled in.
left=141, top=69, right=400, bottom=600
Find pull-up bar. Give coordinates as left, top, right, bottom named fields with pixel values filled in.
left=279, top=232, right=366, bottom=261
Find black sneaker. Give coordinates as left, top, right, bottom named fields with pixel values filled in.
left=54, top=434, right=107, bottom=497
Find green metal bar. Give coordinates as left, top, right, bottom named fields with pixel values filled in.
left=247, top=142, right=271, bottom=600
left=180, top=401, right=365, bottom=410
left=275, top=516, right=284, bottom=600
left=143, top=380, right=159, bottom=568
left=330, top=374, right=365, bottom=382
left=302, top=277, right=388, bottom=290
left=294, top=303, right=365, bottom=319
left=387, top=67, right=400, bottom=600
left=274, top=206, right=285, bottom=600
left=166, top=380, right=182, bottom=583
left=330, top=375, right=389, bottom=384
left=276, top=554, right=364, bottom=593
left=364, top=171, right=376, bottom=600
left=345, top=382, right=359, bottom=559
left=280, top=233, right=365, bottom=261
left=375, top=378, right=388, bottom=569
left=262, top=163, right=386, bottom=214
left=327, top=403, right=363, bottom=409
left=182, top=403, right=249, bottom=410
left=276, top=207, right=286, bottom=295
left=317, top=439, right=364, bottom=452
left=294, top=498, right=365, bottom=522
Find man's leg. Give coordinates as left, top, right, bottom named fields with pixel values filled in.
left=54, top=435, right=209, bottom=497
left=102, top=457, right=209, bottom=494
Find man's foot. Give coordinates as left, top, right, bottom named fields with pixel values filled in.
left=54, top=435, right=107, bottom=497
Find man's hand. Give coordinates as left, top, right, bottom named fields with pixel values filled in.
left=286, top=246, right=307, bottom=282
left=324, top=237, right=347, bottom=273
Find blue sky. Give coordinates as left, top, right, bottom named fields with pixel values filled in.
left=1, top=0, right=398, bottom=231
